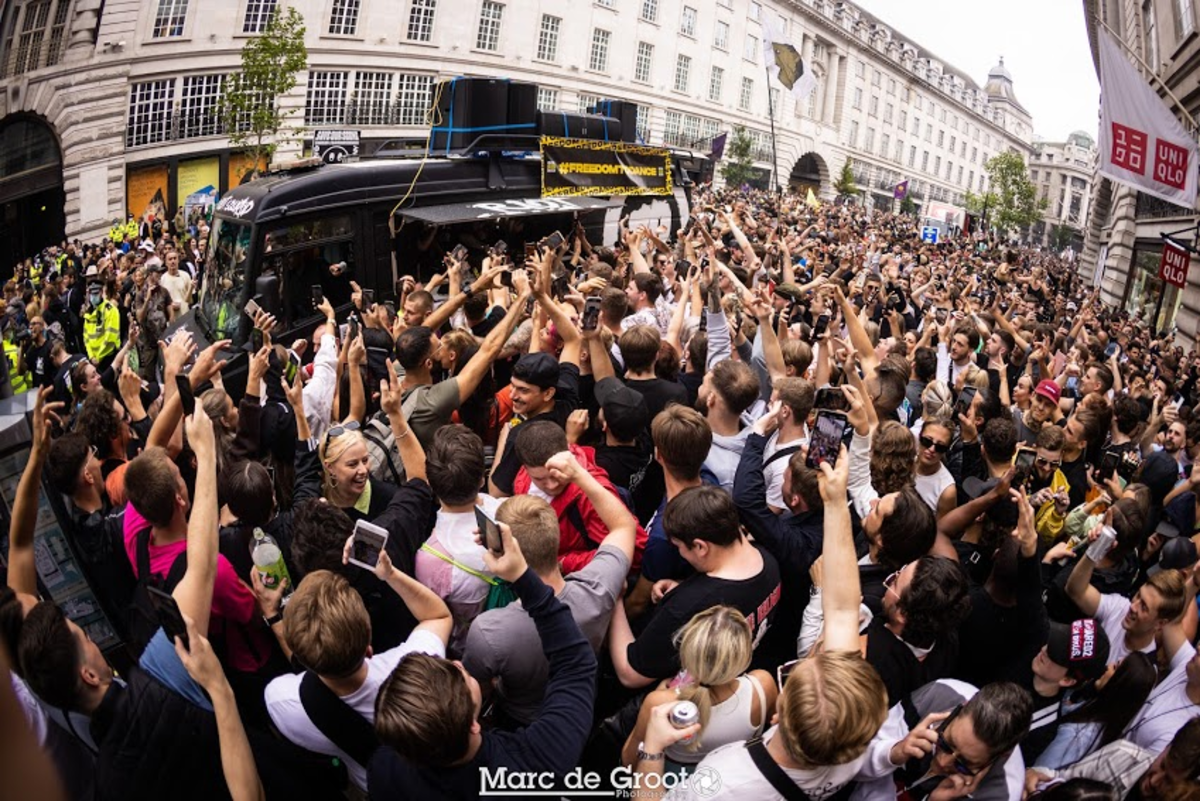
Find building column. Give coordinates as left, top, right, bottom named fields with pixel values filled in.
left=823, top=52, right=841, bottom=127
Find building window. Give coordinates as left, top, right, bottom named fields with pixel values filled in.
left=968, top=170, right=974, bottom=188
left=1173, top=0, right=1195, bottom=39
left=949, top=135, right=956, bottom=152
left=476, top=0, right=503, bottom=51
left=673, top=53, right=690, bottom=92
left=848, top=120, right=859, bottom=148
left=328, top=0, right=360, bottom=35
left=868, top=95, right=878, bottom=116
left=871, top=68, right=881, bottom=87
left=180, top=74, right=224, bottom=138
left=911, top=116, right=919, bottom=135
left=749, top=1, right=761, bottom=20
left=636, top=105, right=650, bottom=140
left=537, top=14, right=559, bottom=61
left=895, top=138, right=904, bottom=162
left=680, top=5, right=697, bottom=36
left=739, top=77, right=753, bottom=111
left=925, top=123, right=932, bottom=142
left=864, top=127, right=875, bottom=152
left=770, top=88, right=780, bottom=113
left=577, top=93, right=599, bottom=114
left=350, top=71, right=392, bottom=125
left=855, top=60, right=865, bottom=78
left=536, top=87, right=558, bottom=111
left=641, top=0, right=657, bottom=22
left=709, top=65, right=724, bottom=102
left=937, top=130, right=944, bottom=147
left=909, top=145, right=917, bottom=167
left=305, top=70, right=348, bottom=126
left=898, top=110, right=906, bottom=129
left=126, top=79, right=175, bottom=147
left=395, top=73, right=433, bottom=125
left=957, top=165, right=964, bottom=184
left=852, top=87, right=862, bottom=109
left=881, top=133, right=889, bottom=158
left=934, top=155, right=941, bottom=174
left=1, top=0, right=72, bottom=77
left=744, top=33, right=758, bottom=61
left=921, top=150, right=929, bottom=171
left=714, top=19, right=729, bottom=49
left=152, top=0, right=189, bottom=38
left=634, top=41, right=653, bottom=83
left=887, top=78, right=896, bottom=95
left=884, top=103, right=893, bottom=124
left=406, top=0, right=436, bottom=41
left=589, top=28, right=610, bottom=71
left=243, top=0, right=278, bottom=34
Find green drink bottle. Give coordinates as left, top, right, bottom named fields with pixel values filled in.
left=250, top=528, right=290, bottom=591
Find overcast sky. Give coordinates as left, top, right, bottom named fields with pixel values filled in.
left=851, top=0, right=1100, bottom=142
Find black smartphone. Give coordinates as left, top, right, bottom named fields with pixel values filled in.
left=475, top=505, right=504, bottom=555
left=676, top=259, right=692, bottom=274
left=524, top=242, right=538, bottom=259
left=864, top=286, right=879, bottom=306
left=582, top=296, right=601, bottom=331
left=362, top=288, right=375, bottom=307
left=956, top=385, right=978, bottom=419
left=813, top=313, right=830, bottom=338
left=250, top=328, right=264, bottom=352
left=311, top=285, right=324, bottom=307
left=175, top=373, right=195, bottom=415
left=451, top=244, right=468, bottom=262
left=1014, top=446, right=1036, bottom=486
left=499, top=270, right=514, bottom=288
left=347, top=315, right=359, bottom=342
left=551, top=272, right=570, bottom=298
left=146, top=586, right=189, bottom=651
left=1100, top=450, right=1120, bottom=482
left=807, top=410, right=849, bottom=469
left=814, top=386, right=849, bottom=413
left=543, top=230, right=565, bottom=250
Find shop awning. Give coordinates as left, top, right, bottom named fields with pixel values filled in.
left=396, top=195, right=622, bottom=225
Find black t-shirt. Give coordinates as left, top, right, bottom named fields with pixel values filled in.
left=864, top=616, right=960, bottom=706
left=1021, top=689, right=1067, bottom=765
left=623, top=377, right=689, bottom=427
left=594, top=442, right=652, bottom=491
left=1060, top=454, right=1090, bottom=511
left=627, top=546, right=781, bottom=680
left=24, top=339, right=53, bottom=387
left=469, top=306, right=505, bottom=338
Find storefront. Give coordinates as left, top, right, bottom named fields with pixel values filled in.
left=1125, top=242, right=1184, bottom=333
left=124, top=150, right=267, bottom=226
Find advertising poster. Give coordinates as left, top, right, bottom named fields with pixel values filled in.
left=228, top=151, right=268, bottom=188
left=126, top=164, right=169, bottom=222
left=176, top=155, right=220, bottom=210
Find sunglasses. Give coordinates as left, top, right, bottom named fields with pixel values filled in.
left=1035, top=456, right=1061, bottom=469
left=918, top=435, right=950, bottom=454
left=776, top=658, right=801, bottom=690
left=326, top=420, right=361, bottom=440
left=935, top=705, right=986, bottom=777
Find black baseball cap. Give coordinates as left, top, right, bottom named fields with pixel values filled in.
left=512, top=352, right=560, bottom=390
left=1046, top=618, right=1110, bottom=681
left=595, top=378, right=649, bottom=442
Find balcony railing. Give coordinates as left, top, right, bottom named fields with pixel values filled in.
left=1136, top=191, right=1192, bottom=220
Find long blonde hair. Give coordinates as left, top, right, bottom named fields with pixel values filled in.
left=671, top=606, right=753, bottom=752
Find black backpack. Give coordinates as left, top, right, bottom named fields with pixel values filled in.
left=125, top=527, right=188, bottom=659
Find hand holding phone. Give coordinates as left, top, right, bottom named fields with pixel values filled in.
left=175, top=372, right=195, bottom=415
left=147, top=586, right=189, bottom=651
left=475, top=506, right=503, bottom=555
left=582, top=296, right=601, bottom=332
left=347, top=520, right=389, bottom=571
left=807, top=410, right=849, bottom=469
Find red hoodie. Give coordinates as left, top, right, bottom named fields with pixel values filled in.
left=513, top=444, right=648, bottom=575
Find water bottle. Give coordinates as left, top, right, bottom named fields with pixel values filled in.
left=250, top=528, right=290, bottom=592
left=669, top=700, right=700, bottom=745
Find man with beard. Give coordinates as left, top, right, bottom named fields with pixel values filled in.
left=1015, top=380, right=1066, bottom=445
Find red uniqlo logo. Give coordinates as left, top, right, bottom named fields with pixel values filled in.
left=1160, top=243, right=1190, bottom=289
left=1111, top=123, right=1148, bottom=174
left=1154, top=139, right=1189, bottom=190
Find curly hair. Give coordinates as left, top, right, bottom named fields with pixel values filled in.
left=75, top=389, right=121, bottom=458
left=898, top=556, right=972, bottom=649
left=870, top=420, right=916, bottom=495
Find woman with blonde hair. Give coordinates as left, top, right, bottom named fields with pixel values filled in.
left=621, top=606, right=777, bottom=769
left=320, top=422, right=397, bottom=521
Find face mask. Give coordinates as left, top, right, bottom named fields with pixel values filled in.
left=89, top=291, right=101, bottom=306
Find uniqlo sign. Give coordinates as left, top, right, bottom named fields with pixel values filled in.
left=1159, top=242, right=1191, bottom=289
left=1098, top=28, right=1198, bottom=208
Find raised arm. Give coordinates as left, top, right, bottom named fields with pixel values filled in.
left=834, top=286, right=879, bottom=381
left=344, top=538, right=452, bottom=647
left=817, top=445, right=860, bottom=652
left=546, top=450, right=637, bottom=565
left=7, top=389, right=62, bottom=598
left=380, top=360, right=426, bottom=482
left=173, top=410, right=219, bottom=636
left=454, top=277, right=531, bottom=403
left=1064, top=537, right=1104, bottom=617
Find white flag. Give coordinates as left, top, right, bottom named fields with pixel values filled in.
left=1097, top=26, right=1198, bottom=208
left=762, top=16, right=817, bottom=104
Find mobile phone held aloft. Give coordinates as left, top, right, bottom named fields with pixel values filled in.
left=475, top=505, right=504, bottom=555
left=146, top=586, right=189, bottom=651
left=806, top=410, right=848, bottom=470
left=956, top=385, right=978, bottom=419
left=348, top=519, right=389, bottom=571
left=175, top=373, right=196, bottom=416
left=1099, top=449, right=1120, bottom=482
left=542, top=230, right=565, bottom=250
left=814, top=386, right=849, bottom=414
left=1013, top=447, right=1036, bottom=485
left=582, top=296, right=602, bottom=332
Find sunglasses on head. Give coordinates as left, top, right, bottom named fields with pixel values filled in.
left=918, top=435, right=950, bottom=454
left=326, top=420, right=361, bottom=440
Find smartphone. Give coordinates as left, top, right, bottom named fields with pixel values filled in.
left=935, top=308, right=948, bottom=325
left=1099, top=450, right=1120, bottom=482
left=175, top=373, right=195, bottom=415
left=543, top=230, right=565, bottom=250
left=311, top=285, right=324, bottom=307
left=524, top=242, right=538, bottom=259
left=806, top=410, right=849, bottom=469
left=582, top=296, right=601, bottom=332
left=813, top=313, right=830, bottom=338
left=1014, top=446, right=1036, bottom=485
left=675, top=259, right=692, bottom=274
left=244, top=296, right=263, bottom=318
left=347, top=315, right=359, bottom=342
left=362, top=288, right=375, bottom=307
left=814, top=386, right=849, bottom=413
left=451, top=244, right=468, bottom=262
left=551, top=272, right=570, bottom=298
left=864, top=286, right=879, bottom=306
left=284, top=351, right=300, bottom=384
left=348, top=519, right=389, bottom=570
left=146, top=586, right=189, bottom=651
left=956, top=385, right=978, bottom=419
left=475, top=505, right=504, bottom=555
left=250, top=328, right=264, bottom=352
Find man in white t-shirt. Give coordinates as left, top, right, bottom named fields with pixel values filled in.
left=761, top=377, right=813, bottom=514
left=264, top=562, right=451, bottom=792
left=1065, top=546, right=1188, bottom=664
left=157, top=250, right=193, bottom=315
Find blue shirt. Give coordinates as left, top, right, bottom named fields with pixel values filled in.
left=139, top=628, right=212, bottom=712
left=640, top=467, right=719, bottom=582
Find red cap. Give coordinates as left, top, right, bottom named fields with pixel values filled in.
left=1035, top=380, right=1061, bottom=404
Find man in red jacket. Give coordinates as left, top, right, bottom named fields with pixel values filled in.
left=511, top=419, right=647, bottom=575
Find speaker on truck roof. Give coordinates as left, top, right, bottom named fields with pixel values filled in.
left=429, top=77, right=538, bottom=154
left=537, top=110, right=624, bottom=142
left=587, top=99, right=639, bottom=143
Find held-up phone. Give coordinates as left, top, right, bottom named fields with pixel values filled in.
left=582, top=296, right=602, bottom=332
left=311, top=285, right=324, bottom=307
left=175, top=373, right=195, bottom=416
left=675, top=258, right=692, bottom=274
left=244, top=296, right=263, bottom=319
left=347, top=314, right=359, bottom=342
left=362, top=288, right=375, bottom=307
left=806, top=410, right=849, bottom=469
left=814, top=386, right=849, bottom=413
left=146, top=586, right=189, bottom=651
left=451, top=244, right=468, bottom=263
left=348, top=519, right=389, bottom=571
left=524, top=242, right=538, bottom=260
left=475, top=505, right=504, bottom=556
left=1100, top=450, right=1120, bottom=482
left=543, top=230, right=565, bottom=250
left=813, top=313, right=831, bottom=338
left=250, top=328, right=264, bottom=352
left=551, top=272, right=570, bottom=298
left=956, top=385, right=978, bottom=419
left=284, top=351, right=300, bottom=384
left=1014, top=447, right=1036, bottom=487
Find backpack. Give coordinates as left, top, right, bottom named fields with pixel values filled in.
left=361, top=388, right=426, bottom=485
left=126, top=527, right=188, bottom=658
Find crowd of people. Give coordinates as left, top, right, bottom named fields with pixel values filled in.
left=2, top=186, right=1200, bottom=801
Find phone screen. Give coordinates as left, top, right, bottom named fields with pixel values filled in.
left=806, top=410, right=849, bottom=469
left=813, top=314, right=830, bottom=338
left=1014, top=447, right=1036, bottom=485
left=362, top=288, right=375, bottom=307
left=1100, top=450, right=1119, bottom=481
left=311, top=285, right=324, bottom=307
left=452, top=244, right=468, bottom=262
left=814, top=386, right=849, bottom=413
left=956, top=386, right=978, bottom=418
left=175, top=373, right=195, bottom=415
left=349, top=520, right=389, bottom=570
left=476, top=506, right=504, bottom=555
left=147, top=586, right=189, bottom=651
left=493, top=239, right=508, bottom=255
left=524, top=243, right=538, bottom=259
left=251, top=329, right=264, bottom=351
left=544, top=231, right=565, bottom=250
left=582, top=296, right=601, bottom=331
left=284, top=353, right=300, bottom=384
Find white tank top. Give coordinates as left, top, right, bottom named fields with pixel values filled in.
left=664, top=673, right=767, bottom=764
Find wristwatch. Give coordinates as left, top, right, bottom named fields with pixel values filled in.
left=636, top=742, right=665, bottom=762
left=263, top=611, right=284, bottom=628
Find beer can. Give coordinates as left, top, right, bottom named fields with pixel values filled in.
left=669, top=701, right=700, bottom=743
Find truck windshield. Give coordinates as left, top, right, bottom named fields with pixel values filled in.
left=199, top=216, right=253, bottom=342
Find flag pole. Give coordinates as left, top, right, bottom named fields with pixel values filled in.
left=765, top=64, right=782, bottom=196
left=1095, top=16, right=1198, bottom=130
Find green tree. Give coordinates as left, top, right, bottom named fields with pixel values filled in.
left=899, top=196, right=918, bottom=216
left=979, top=151, right=1047, bottom=233
left=1049, top=224, right=1078, bottom=251
left=719, top=126, right=757, bottom=189
left=220, top=6, right=308, bottom=180
left=834, top=159, right=858, bottom=197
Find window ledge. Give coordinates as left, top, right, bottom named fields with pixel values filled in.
left=532, top=57, right=558, bottom=67
left=144, top=36, right=192, bottom=45
left=470, top=48, right=502, bottom=56
left=584, top=68, right=611, bottom=77
left=319, top=33, right=365, bottom=42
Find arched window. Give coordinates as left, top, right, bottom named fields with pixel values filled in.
left=0, top=0, right=72, bottom=78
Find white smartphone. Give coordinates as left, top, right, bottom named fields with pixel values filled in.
left=348, top=519, right=389, bottom=571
